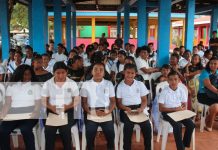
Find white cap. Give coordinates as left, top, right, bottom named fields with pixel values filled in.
left=0, top=65, right=6, bottom=74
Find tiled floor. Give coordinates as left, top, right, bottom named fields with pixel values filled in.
left=11, top=121, right=218, bottom=150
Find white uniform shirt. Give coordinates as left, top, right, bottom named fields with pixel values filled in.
left=7, top=61, right=22, bottom=74
left=197, top=50, right=204, bottom=58
left=158, top=85, right=188, bottom=108
left=116, top=80, right=149, bottom=106
left=111, top=62, right=124, bottom=74
left=6, top=82, right=41, bottom=108
left=80, top=79, right=115, bottom=108
left=135, top=56, right=150, bottom=80
left=179, top=58, right=189, bottom=69
left=41, top=77, right=79, bottom=106
left=52, top=53, right=67, bottom=62
left=22, top=57, right=32, bottom=66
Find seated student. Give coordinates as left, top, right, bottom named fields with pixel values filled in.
left=0, top=65, right=6, bottom=111
left=33, top=55, right=53, bottom=82
left=84, top=51, right=111, bottom=81
left=158, top=71, right=195, bottom=150
left=22, top=45, right=34, bottom=66
left=42, top=53, right=54, bottom=73
left=129, top=44, right=136, bottom=58
left=111, top=50, right=126, bottom=82
left=201, top=49, right=213, bottom=68
left=51, top=43, right=67, bottom=62
left=2, top=49, right=15, bottom=68
left=67, top=55, right=84, bottom=82
left=135, top=46, right=159, bottom=89
left=0, top=65, right=41, bottom=150
left=197, top=57, right=218, bottom=131
left=41, top=62, right=80, bottom=150
left=80, top=62, right=116, bottom=150
left=106, top=50, right=118, bottom=74
left=179, top=50, right=191, bottom=69
left=184, top=54, right=203, bottom=80
left=169, top=53, right=186, bottom=83
left=7, top=51, right=23, bottom=78
left=116, top=63, right=152, bottom=150
left=115, top=56, right=143, bottom=83
left=83, top=44, right=95, bottom=68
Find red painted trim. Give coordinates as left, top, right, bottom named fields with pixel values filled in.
left=108, top=25, right=111, bottom=38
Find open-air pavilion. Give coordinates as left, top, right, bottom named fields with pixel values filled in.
left=0, top=0, right=218, bottom=150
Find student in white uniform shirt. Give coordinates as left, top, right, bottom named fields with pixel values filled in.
left=81, top=62, right=116, bottom=150
left=158, top=71, right=195, bottom=150
left=2, top=49, right=15, bottom=68
left=7, top=51, right=23, bottom=78
left=135, top=46, right=159, bottom=89
left=116, top=64, right=152, bottom=150
left=51, top=43, right=67, bottom=62
left=106, top=50, right=118, bottom=74
left=42, top=53, right=54, bottom=73
left=41, top=62, right=80, bottom=150
left=22, top=45, right=34, bottom=66
left=111, top=50, right=126, bottom=82
left=0, top=65, right=41, bottom=150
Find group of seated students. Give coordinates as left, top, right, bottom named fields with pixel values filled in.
left=0, top=38, right=217, bottom=150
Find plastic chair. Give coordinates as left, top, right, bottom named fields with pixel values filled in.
left=157, top=118, right=195, bottom=150
left=199, top=103, right=209, bottom=132
left=40, top=124, right=80, bottom=150
left=119, top=120, right=154, bottom=150
left=11, top=126, right=40, bottom=150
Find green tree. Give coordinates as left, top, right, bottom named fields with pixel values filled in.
left=10, top=3, right=28, bottom=30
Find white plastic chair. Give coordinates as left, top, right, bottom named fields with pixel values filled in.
left=11, top=126, right=40, bottom=150
left=119, top=120, right=154, bottom=150
left=157, top=118, right=195, bottom=150
left=199, top=103, right=209, bottom=132
left=40, top=124, right=80, bottom=150
left=82, top=123, right=119, bottom=150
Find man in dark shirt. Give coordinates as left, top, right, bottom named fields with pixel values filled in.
left=209, top=31, right=218, bottom=57
left=115, top=33, right=123, bottom=49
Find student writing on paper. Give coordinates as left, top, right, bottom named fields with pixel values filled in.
left=81, top=62, right=116, bottom=150
left=158, top=71, right=195, bottom=150
left=0, top=65, right=41, bottom=150
left=41, top=62, right=80, bottom=150
left=116, top=64, right=152, bottom=150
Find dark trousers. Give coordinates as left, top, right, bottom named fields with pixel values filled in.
left=45, top=110, right=76, bottom=150
left=0, top=119, right=38, bottom=150
left=85, top=119, right=115, bottom=150
left=120, top=110, right=152, bottom=150
left=162, top=112, right=195, bottom=150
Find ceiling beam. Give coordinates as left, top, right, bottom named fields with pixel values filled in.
left=149, top=0, right=184, bottom=13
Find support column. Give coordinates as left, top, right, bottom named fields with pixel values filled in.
left=124, top=1, right=130, bottom=44
left=210, top=7, right=218, bottom=36
left=137, top=0, right=147, bottom=46
left=32, top=0, right=46, bottom=54
left=72, top=11, right=77, bottom=47
left=91, top=17, right=96, bottom=43
left=182, top=19, right=185, bottom=46
left=0, top=0, right=10, bottom=60
left=28, top=0, right=33, bottom=46
left=66, top=4, right=72, bottom=51
left=157, top=0, right=171, bottom=67
left=45, top=9, right=49, bottom=44
left=185, top=0, right=195, bottom=51
left=117, top=11, right=121, bottom=36
left=54, top=0, right=62, bottom=46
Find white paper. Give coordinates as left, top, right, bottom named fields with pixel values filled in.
left=126, top=110, right=149, bottom=123
left=167, top=110, right=196, bottom=122
left=46, top=113, right=68, bottom=126
left=3, top=113, right=31, bottom=121
left=87, top=113, right=112, bottom=123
